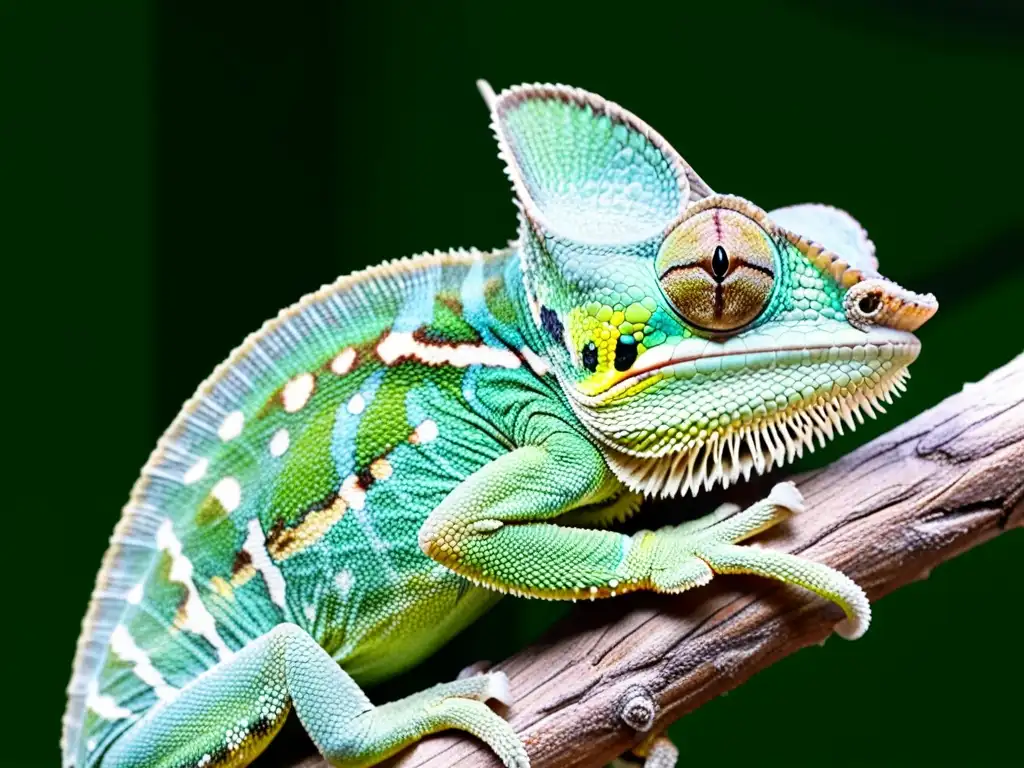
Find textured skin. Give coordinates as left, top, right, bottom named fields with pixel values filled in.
left=62, top=82, right=937, bottom=768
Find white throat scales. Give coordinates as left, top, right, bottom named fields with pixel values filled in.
left=578, top=367, right=910, bottom=498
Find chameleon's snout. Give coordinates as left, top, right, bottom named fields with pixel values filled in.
left=843, top=278, right=938, bottom=333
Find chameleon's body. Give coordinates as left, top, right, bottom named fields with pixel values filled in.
left=63, top=82, right=937, bottom=768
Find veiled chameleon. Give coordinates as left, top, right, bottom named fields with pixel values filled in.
left=63, top=81, right=937, bottom=768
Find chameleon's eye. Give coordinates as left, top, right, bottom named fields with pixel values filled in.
left=656, top=206, right=777, bottom=333
left=581, top=341, right=598, bottom=372
left=614, top=338, right=638, bottom=371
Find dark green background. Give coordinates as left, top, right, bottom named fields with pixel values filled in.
left=5, top=2, right=1021, bottom=766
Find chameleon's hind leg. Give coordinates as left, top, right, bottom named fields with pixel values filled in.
left=609, top=734, right=679, bottom=768
left=634, top=734, right=678, bottom=768
left=100, top=623, right=526, bottom=768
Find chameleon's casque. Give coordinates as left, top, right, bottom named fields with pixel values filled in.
left=63, top=81, right=936, bottom=768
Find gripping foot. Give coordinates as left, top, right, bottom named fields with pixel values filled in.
left=648, top=482, right=870, bottom=638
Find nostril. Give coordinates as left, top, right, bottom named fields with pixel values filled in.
left=857, top=293, right=881, bottom=316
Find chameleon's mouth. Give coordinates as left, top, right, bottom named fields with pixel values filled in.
left=572, top=325, right=920, bottom=406
left=564, top=325, right=922, bottom=498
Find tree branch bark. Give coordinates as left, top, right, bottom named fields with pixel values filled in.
left=291, top=354, right=1024, bottom=768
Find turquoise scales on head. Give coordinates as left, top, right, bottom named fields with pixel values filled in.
left=63, top=82, right=937, bottom=768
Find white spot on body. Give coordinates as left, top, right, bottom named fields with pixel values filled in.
left=520, top=346, right=551, bottom=376
left=330, top=347, right=356, bottom=375
left=125, top=582, right=145, bottom=605
left=335, top=569, right=354, bottom=595
left=110, top=624, right=178, bottom=701
left=241, top=519, right=288, bottom=609
left=376, top=331, right=522, bottom=369
left=352, top=502, right=391, bottom=556
left=87, top=739, right=98, bottom=752
left=347, top=393, right=366, bottom=415
left=183, top=457, right=209, bottom=485
left=269, top=428, right=290, bottom=458
left=303, top=603, right=317, bottom=623
left=409, top=419, right=439, bottom=445
left=156, top=519, right=234, bottom=661
left=218, top=411, right=245, bottom=442
left=282, top=372, right=315, bottom=413
left=86, top=680, right=132, bottom=721
left=211, top=477, right=242, bottom=513
left=340, top=474, right=366, bottom=511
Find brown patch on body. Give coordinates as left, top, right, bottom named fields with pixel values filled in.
left=266, top=495, right=348, bottom=562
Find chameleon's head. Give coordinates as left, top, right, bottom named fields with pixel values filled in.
left=489, top=83, right=937, bottom=496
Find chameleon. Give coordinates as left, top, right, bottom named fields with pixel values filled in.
left=62, top=80, right=938, bottom=768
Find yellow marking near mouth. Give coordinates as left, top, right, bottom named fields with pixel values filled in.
left=579, top=369, right=664, bottom=399
left=577, top=369, right=620, bottom=397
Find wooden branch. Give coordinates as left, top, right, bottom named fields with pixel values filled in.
left=289, top=354, right=1024, bottom=768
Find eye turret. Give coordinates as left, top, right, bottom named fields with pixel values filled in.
left=656, top=202, right=778, bottom=333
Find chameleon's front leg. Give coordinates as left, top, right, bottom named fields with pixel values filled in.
left=419, top=428, right=869, bottom=636
left=100, top=623, right=526, bottom=768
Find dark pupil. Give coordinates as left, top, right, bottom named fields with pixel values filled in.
left=581, top=342, right=598, bottom=372
left=614, top=338, right=638, bottom=371
left=711, top=245, right=729, bottom=280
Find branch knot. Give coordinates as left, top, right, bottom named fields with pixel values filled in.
left=619, top=685, right=657, bottom=732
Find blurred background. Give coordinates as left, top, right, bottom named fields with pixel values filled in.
left=4, top=1, right=1021, bottom=766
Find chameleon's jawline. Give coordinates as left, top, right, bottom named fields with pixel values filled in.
left=572, top=330, right=920, bottom=407
left=594, top=364, right=912, bottom=498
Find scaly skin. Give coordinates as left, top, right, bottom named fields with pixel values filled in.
left=62, top=82, right=937, bottom=768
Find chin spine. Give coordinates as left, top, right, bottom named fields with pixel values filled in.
left=602, top=368, right=909, bottom=499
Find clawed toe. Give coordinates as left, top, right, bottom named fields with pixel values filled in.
left=764, top=481, right=805, bottom=514
left=645, top=485, right=871, bottom=638
left=484, top=671, right=513, bottom=706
